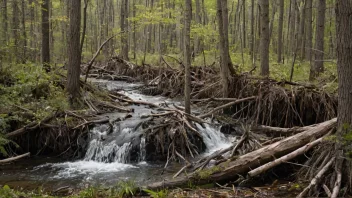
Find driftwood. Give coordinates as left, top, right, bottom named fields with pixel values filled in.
left=0, top=152, right=30, bottom=165
left=145, top=118, right=336, bottom=190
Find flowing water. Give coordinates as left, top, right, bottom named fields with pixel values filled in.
left=0, top=80, right=235, bottom=191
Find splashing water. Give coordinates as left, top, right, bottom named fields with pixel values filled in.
left=195, top=123, right=232, bottom=154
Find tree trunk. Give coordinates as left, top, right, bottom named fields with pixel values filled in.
left=21, top=0, right=26, bottom=62
left=1, top=0, right=8, bottom=62
left=250, top=0, right=255, bottom=56
left=42, top=0, right=50, bottom=71
left=194, top=0, right=201, bottom=55
left=217, top=0, right=230, bottom=97
left=242, top=0, right=246, bottom=49
left=67, top=0, right=81, bottom=105
left=259, top=0, right=269, bottom=76
left=120, top=0, right=129, bottom=60
left=12, top=0, right=20, bottom=62
left=80, top=0, right=88, bottom=55
left=277, top=0, right=284, bottom=63
left=184, top=0, right=192, bottom=114
left=310, top=0, right=326, bottom=81
left=299, top=0, right=307, bottom=60
left=336, top=0, right=352, bottom=129
left=305, top=0, right=313, bottom=62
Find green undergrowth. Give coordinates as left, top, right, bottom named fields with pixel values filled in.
left=0, top=180, right=170, bottom=198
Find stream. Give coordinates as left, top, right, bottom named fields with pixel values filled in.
left=0, top=79, right=236, bottom=191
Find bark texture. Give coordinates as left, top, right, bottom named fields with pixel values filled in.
left=184, top=0, right=192, bottom=114
left=310, top=0, right=326, bottom=80
left=217, top=0, right=230, bottom=97
left=305, top=0, right=313, bottom=61
left=277, top=0, right=284, bottom=63
left=120, top=0, right=129, bottom=60
left=259, top=0, right=270, bottom=76
left=42, top=0, right=50, bottom=71
left=67, top=0, right=81, bottom=104
left=336, top=0, right=352, bottom=129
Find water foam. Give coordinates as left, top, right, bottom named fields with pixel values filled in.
left=51, top=161, right=136, bottom=179
left=195, top=123, right=232, bottom=154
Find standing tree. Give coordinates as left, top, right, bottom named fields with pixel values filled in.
left=217, top=0, right=232, bottom=97
left=310, top=0, right=326, bottom=81
left=277, top=0, right=284, bottom=63
left=67, top=0, right=81, bottom=105
left=1, top=0, right=8, bottom=62
left=259, top=0, right=270, bottom=76
left=120, top=0, right=129, bottom=60
left=42, top=0, right=50, bottom=72
left=305, top=0, right=313, bottom=62
left=184, top=0, right=192, bottom=114
left=336, top=0, right=352, bottom=129
left=11, top=0, right=19, bottom=62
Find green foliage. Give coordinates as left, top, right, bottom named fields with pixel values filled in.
left=115, top=180, right=137, bottom=197
left=143, top=189, right=168, bottom=198
left=0, top=63, right=69, bottom=134
left=75, top=186, right=100, bottom=198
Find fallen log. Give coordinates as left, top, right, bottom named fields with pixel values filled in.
left=0, top=152, right=30, bottom=165
left=251, top=125, right=316, bottom=136
left=144, top=118, right=336, bottom=190
left=247, top=131, right=330, bottom=177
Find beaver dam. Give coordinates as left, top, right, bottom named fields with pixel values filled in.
left=1, top=58, right=346, bottom=197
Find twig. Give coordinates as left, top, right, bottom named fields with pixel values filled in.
left=0, top=153, right=30, bottom=165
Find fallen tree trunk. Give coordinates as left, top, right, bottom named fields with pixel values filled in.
left=145, top=118, right=336, bottom=190
left=251, top=124, right=316, bottom=136
left=0, top=152, right=30, bottom=165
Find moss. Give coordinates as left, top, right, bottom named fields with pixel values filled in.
left=194, top=165, right=222, bottom=180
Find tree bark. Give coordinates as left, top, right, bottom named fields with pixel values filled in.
left=67, top=0, right=81, bottom=104
left=194, top=0, right=201, bottom=55
left=336, top=0, right=352, bottom=129
left=259, top=0, right=269, bottom=76
left=12, top=0, right=20, bottom=62
left=80, top=0, right=88, bottom=55
left=250, top=0, right=255, bottom=56
left=184, top=0, right=192, bottom=114
left=217, top=0, right=230, bottom=97
left=277, top=0, right=284, bottom=63
left=305, top=0, right=313, bottom=62
left=310, top=0, right=326, bottom=81
left=242, top=0, right=246, bottom=49
left=1, top=0, right=8, bottom=62
left=42, top=0, right=50, bottom=72
left=120, top=0, right=129, bottom=60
